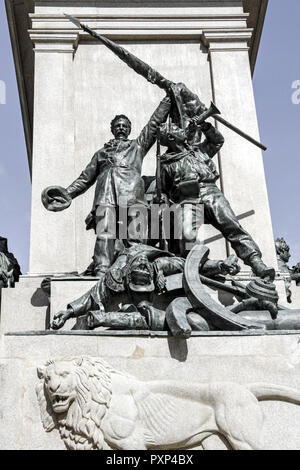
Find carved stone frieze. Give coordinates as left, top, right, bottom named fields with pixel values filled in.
left=37, top=356, right=300, bottom=450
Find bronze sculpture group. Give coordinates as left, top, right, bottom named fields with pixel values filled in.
left=41, top=16, right=300, bottom=334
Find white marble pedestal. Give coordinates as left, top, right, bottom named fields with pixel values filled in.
left=1, top=331, right=300, bottom=450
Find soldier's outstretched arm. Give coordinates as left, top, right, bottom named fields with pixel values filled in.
left=199, top=122, right=225, bottom=158
left=51, top=280, right=106, bottom=330
left=66, top=153, right=99, bottom=200
left=137, top=95, right=171, bottom=156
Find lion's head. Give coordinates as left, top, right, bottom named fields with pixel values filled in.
left=36, top=356, right=113, bottom=450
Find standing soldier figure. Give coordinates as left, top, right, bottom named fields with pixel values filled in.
left=158, top=116, right=275, bottom=281
left=42, top=95, right=171, bottom=278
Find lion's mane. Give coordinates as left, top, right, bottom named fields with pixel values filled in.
left=36, top=356, right=114, bottom=450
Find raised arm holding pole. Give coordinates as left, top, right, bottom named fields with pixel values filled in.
left=64, top=14, right=267, bottom=152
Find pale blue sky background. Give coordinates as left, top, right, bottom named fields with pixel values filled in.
left=0, top=0, right=299, bottom=273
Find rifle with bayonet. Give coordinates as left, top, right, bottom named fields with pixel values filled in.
left=64, top=13, right=267, bottom=151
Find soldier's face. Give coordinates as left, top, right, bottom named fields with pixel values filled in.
left=160, top=124, right=187, bottom=147
left=112, top=119, right=131, bottom=140
left=183, top=99, right=200, bottom=117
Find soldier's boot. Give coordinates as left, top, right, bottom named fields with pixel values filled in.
left=248, top=255, right=275, bottom=282
left=93, top=237, right=115, bottom=278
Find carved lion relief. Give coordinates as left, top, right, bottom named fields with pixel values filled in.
left=36, top=356, right=300, bottom=450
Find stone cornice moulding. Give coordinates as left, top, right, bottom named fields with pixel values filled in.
left=29, top=13, right=250, bottom=21
left=29, top=12, right=249, bottom=39
left=202, top=29, right=253, bottom=52
left=29, top=31, right=79, bottom=53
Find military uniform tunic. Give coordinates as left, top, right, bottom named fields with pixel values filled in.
left=160, top=123, right=262, bottom=264
left=66, top=96, right=171, bottom=273
left=67, top=96, right=171, bottom=219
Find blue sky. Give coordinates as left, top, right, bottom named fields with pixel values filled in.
left=0, top=0, right=31, bottom=273
left=0, top=0, right=299, bottom=273
left=253, top=0, right=300, bottom=266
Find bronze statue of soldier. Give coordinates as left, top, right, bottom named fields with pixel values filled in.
left=43, top=17, right=271, bottom=280
left=42, top=97, right=171, bottom=277
left=158, top=109, right=275, bottom=281
left=51, top=242, right=241, bottom=330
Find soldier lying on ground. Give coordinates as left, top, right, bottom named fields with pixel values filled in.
left=51, top=242, right=240, bottom=330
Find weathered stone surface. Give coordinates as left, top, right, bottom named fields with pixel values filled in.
left=290, top=282, right=300, bottom=308
left=0, top=359, right=24, bottom=450
left=0, top=278, right=48, bottom=334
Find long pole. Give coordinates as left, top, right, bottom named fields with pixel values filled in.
left=214, top=115, right=267, bottom=151
left=64, top=14, right=267, bottom=152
